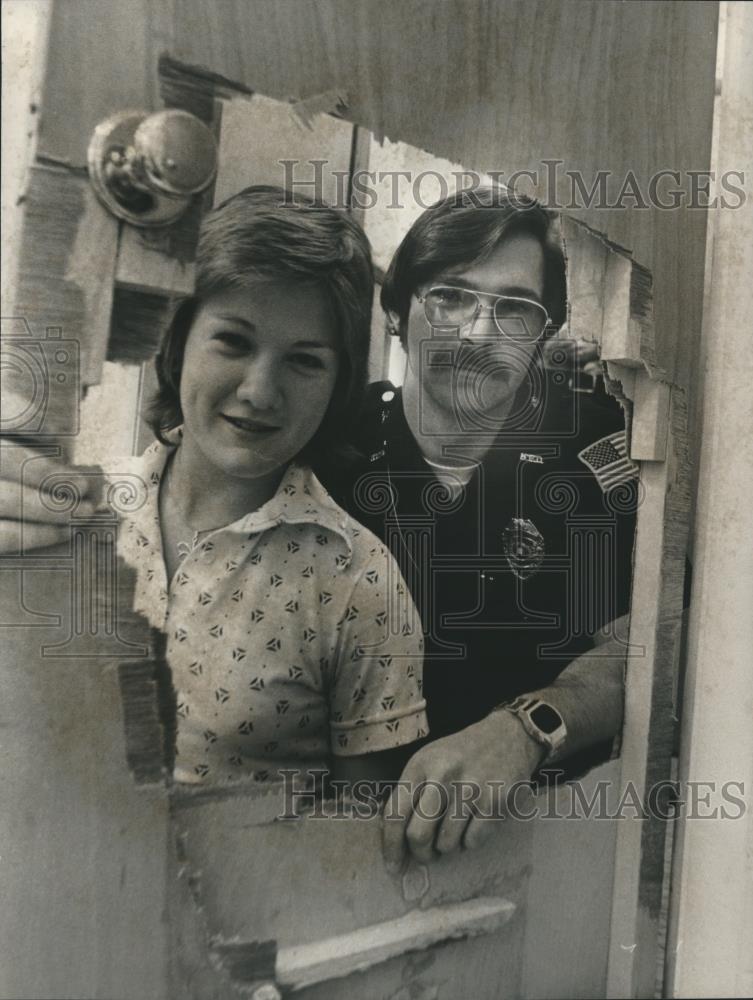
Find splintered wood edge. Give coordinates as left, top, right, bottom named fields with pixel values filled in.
left=212, top=896, right=516, bottom=991
left=280, top=896, right=516, bottom=988
left=559, top=217, right=672, bottom=462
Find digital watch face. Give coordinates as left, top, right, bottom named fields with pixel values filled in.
left=530, top=703, right=562, bottom=735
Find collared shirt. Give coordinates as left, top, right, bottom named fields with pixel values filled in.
left=116, top=441, right=427, bottom=785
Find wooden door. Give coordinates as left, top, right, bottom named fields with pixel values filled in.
left=1, top=7, right=708, bottom=996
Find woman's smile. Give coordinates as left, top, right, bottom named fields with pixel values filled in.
left=220, top=412, right=282, bottom=436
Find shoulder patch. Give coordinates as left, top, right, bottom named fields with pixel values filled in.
left=577, top=431, right=639, bottom=493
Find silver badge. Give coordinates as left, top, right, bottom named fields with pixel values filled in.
left=502, top=517, right=545, bottom=580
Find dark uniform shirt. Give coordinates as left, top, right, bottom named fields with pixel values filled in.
left=318, top=373, right=638, bottom=751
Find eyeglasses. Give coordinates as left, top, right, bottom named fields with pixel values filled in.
left=418, top=285, right=550, bottom=343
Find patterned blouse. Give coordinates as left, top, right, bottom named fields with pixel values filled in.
left=116, top=441, right=428, bottom=785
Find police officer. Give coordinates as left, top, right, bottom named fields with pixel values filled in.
left=319, top=186, right=637, bottom=867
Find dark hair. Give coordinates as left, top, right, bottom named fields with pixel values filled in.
left=147, top=185, right=374, bottom=465
left=380, top=186, right=566, bottom=347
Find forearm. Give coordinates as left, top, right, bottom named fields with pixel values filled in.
left=527, top=630, right=627, bottom=764
left=385, top=620, right=631, bottom=864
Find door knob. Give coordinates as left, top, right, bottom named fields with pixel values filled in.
left=88, top=109, right=218, bottom=226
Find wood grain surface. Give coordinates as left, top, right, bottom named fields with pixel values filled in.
left=2, top=5, right=717, bottom=995
left=37, top=0, right=718, bottom=392
left=0, top=552, right=170, bottom=1000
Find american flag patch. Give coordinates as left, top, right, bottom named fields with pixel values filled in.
left=577, top=431, right=639, bottom=493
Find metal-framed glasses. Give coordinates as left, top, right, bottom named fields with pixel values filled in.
left=418, top=284, right=550, bottom=343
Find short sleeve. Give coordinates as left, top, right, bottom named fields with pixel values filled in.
left=329, top=543, right=428, bottom=757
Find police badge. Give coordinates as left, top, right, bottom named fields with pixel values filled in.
left=502, top=517, right=545, bottom=580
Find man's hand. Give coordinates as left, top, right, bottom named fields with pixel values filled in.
left=0, top=442, right=99, bottom=554
left=382, top=709, right=545, bottom=869
left=382, top=631, right=627, bottom=869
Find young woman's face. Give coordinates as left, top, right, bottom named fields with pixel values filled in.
left=178, top=279, right=340, bottom=481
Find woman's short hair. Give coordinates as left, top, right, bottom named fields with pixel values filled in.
left=380, top=186, right=566, bottom=347
left=148, top=185, right=374, bottom=465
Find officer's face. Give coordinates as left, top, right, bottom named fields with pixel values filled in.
left=403, top=230, right=546, bottom=422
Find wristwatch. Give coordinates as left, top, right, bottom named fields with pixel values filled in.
left=496, top=695, right=567, bottom=764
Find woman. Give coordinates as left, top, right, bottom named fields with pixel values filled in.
left=6, top=186, right=429, bottom=787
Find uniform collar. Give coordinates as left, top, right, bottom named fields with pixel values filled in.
left=136, top=439, right=354, bottom=559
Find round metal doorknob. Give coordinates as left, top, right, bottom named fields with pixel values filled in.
left=134, top=109, right=218, bottom=197
left=87, top=108, right=218, bottom=227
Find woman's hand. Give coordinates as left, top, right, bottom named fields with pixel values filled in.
left=0, top=441, right=100, bottom=554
